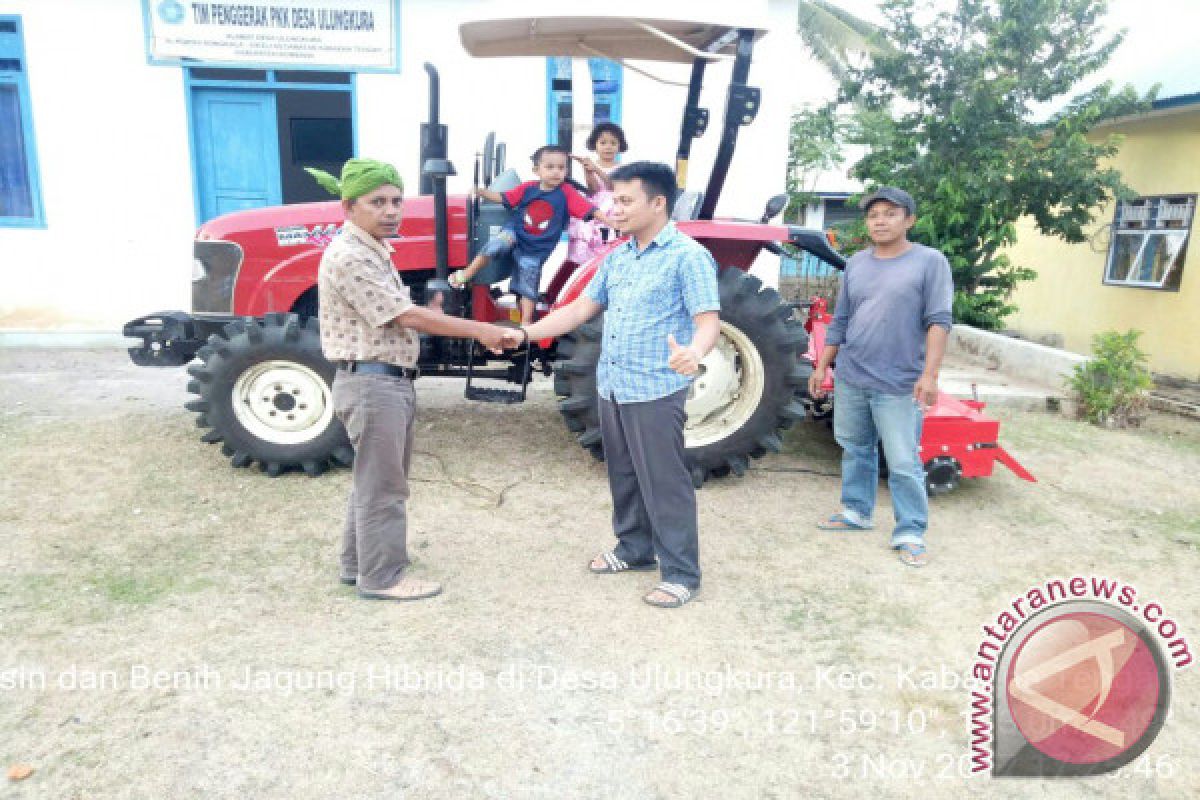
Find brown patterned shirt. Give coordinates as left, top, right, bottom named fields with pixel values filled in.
left=317, top=220, right=419, bottom=366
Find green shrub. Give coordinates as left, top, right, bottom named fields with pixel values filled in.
left=1067, top=330, right=1153, bottom=427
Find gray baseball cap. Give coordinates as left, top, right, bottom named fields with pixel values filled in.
left=859, top=186, right=916, bottom=216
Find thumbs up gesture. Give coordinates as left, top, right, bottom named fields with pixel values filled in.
left=667, top=333, right=701, bottom=376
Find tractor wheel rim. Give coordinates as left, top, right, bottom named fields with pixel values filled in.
left=231, top=360, right=333, bottom=445
left=684, top=322, right=766, bottom=448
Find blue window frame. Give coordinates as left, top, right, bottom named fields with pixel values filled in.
left=0, top=16, right=44, bottom=227
left=545, top=57, right=623, bottom=148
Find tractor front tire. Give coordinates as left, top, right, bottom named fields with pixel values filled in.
left=554, top=267, right=810, bottom=487
left=185, top=312, right=352, bottom=476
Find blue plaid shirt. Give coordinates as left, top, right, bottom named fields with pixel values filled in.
left=584, top=222, right=721, bottom=403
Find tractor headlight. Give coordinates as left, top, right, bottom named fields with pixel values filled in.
left=192, top=257, right=208, bottom=282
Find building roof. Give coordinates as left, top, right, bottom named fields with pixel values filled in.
left=1152, top=92, right=1200, bottom=112
left=1095, top=90, right=1200, bottom=130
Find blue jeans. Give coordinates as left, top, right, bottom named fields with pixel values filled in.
left=483, top=230, right=545, bottom=301
left=832, top=381, right=927, bottom=548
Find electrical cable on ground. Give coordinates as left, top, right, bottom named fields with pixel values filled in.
left=750, top=465, right=840, bottom=477
left=412, top=449, right=524, bottom=507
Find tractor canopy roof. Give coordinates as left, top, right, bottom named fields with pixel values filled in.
left=458, top=2, right=769, bottom=64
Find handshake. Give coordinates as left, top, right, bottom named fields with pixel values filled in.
left=471, top=327, right=703, bottom=378
left=474, top=324, right=530, bottom=354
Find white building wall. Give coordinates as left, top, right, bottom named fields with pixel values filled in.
left=357, top=0, right=548, bottom=198
left=0, top=0, right=838, bottom=331
left=2, top=0, right=197, bottom=330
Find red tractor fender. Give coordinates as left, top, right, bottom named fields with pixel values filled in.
left=239, top=248, right=324, bottom=315
left=679, top=220, right=791, bottom=270
left=538, top=244, right=618, bottom=347
left=551, top=246, right=614, bottom=309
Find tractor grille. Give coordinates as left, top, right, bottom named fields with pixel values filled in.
left=192, top=240, right=243, bottom=314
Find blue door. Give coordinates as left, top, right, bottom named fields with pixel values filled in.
left=192, top=89, right=281, bottom=223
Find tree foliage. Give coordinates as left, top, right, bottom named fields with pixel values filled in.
left=796, top=0, right=888, bottom=82
left=785, top=104, right=845, bottom=218
left=791, top=0, right=1154, bottom=329
left=788, top=2, right=886, bottom=219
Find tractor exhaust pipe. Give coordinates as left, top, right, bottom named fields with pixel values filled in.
left=421, top=63, right=455, bottom=302
left=419, top=63, right=448, bottom=197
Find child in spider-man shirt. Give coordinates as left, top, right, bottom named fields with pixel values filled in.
left=450, top=144, right=614, bottom=326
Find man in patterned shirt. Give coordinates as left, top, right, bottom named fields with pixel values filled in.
left=311, top=158, right=509, bottom=602
left=515, top=162, right=721, bottom=608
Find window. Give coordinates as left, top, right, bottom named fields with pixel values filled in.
left=545, top=57, right=623, bottom=149
left=821, top=197, right=861, bottom=228
left=0, top=16, right=43, bottom=226
left=188, top=68, right=351, bottom=85
left=290, top=117, right=353, bottom=164
left=1104, top=195, right=1194, bottom=290
left=189, top=67, right=269, bottom=82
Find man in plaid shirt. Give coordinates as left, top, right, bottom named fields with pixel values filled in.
left=515, top=162, right=720, bottom=608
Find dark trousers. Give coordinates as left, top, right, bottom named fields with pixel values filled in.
left=332, top=370, right=416, bottom=591
left=599, top=388, right=701, bottom=589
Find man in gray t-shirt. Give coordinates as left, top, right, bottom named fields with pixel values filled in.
left=808, top=187, right=953, bottom=567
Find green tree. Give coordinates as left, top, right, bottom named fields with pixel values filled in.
left=793, top=0, right=1153, bottom=329
left=786, top=104, right=846, bottom=218
left=787, top=3, right=886, bottom=217
left=796, top=0, right=885, bottom=82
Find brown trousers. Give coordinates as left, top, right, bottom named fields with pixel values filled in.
left=332, top=370, right=416, bottom=591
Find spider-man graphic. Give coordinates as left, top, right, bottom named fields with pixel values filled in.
left=522, top=199, right=555, bottom=236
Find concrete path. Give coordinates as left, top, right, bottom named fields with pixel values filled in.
left=939, top=352, right=1066, bottom=412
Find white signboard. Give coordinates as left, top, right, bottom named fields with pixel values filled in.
left=143, top=0, right=400, bottom=71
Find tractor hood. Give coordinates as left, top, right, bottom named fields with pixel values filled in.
left=195, top=196, right=461, bottom=242
left=459, top=2, right=769, bottom=64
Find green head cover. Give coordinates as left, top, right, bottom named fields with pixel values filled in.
left=304, top=158, right=403, bottom=200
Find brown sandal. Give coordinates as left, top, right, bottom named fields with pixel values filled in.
left=358, top=577, right=443, bottom=601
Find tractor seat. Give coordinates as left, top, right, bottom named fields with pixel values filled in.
left=672, top=190, right=704, bottom=221
left=488, top=167, right=521, bottom=193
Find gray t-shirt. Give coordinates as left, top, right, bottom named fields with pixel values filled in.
left=825, top=242, right=954, bottom=395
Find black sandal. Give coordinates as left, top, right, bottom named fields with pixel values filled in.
left=643, top=582, right=695, bottom=608
left=589, top=552, right=657, bottom=574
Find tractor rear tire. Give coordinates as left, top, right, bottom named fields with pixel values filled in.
left=553, top=267, right=810, bottom=487
left=185, top=312, right=352, bottom=476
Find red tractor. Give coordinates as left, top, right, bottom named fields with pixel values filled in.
left=123, top=12, right=840, bottom=485
left=122, top=10, right=1034, bottom=494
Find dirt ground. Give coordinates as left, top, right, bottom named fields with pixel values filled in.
left=1, top=347, right=1198, bottom=799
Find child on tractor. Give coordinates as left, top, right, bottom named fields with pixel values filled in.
left=450, top=145, right=614, bottom=325
left=566, top=122, right=628, bottom=268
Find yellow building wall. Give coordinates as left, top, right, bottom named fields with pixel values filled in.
left=1006, top=111, right=1200, bottom=380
